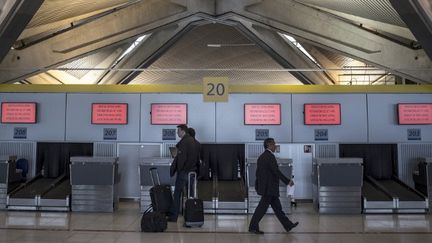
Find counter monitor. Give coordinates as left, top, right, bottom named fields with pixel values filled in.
left=244, top=103, right=281, bottom=125
left=1, top=102, right=37, bottom=124
left=92, top=103, right=128, bottom=125
left=304, top=103, right=341, bottom=125
left=151, top=103, right=187, bottom=125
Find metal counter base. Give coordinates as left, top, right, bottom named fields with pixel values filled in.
left=6, top=197, right=38, bottom=211
left=216, top=200, right=248, bottom=214
left=39, top=197, right=70, bottom=211
left=317, top=187, right=362, bottom=214
left=7, top=196, right=70, bottom=211
left=72, top=185, right=118, bottom=212
left=363, top=198, right=397, bottom=213
left=248, top=188, right=292, bottom=215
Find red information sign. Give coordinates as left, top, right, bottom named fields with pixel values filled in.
left=398, top=103, right=432, bottom=125
left=304, top=103, right=341, bottom=125
left=244, top=103, right=281, bottom=125
left=151, top=103, right=187, bottom=125
left=1, top=102, right=37, bottom=124
left=91, top=103, right=128, bottom=125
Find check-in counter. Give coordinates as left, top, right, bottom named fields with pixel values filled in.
left=0, top=155, right=18, bottom=210
left=414, top=158, right=432, bottom=213
left=70, top=156, right=120, bottom=212
left=247, top=158, right=292, bottom=214
left=139, top=157, right=174, bottom=212
left=312, top=158, right=363, bottom=214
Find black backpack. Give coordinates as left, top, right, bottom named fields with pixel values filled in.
left=141, top=206, right=167, bottom=232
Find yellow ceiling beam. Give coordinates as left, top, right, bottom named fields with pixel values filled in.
left=0, top=84, right=432, bottom=93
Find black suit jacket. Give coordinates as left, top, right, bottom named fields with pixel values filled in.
left=176, top=134, right=199, bottom=173
left=255, top=150, right=291, bottom=197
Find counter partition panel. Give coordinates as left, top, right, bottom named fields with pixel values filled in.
left=139, top=157, right=174, bottom=212
left=70, top=156, right=119, bottom=212
left=312, top=158, right=363, bottom=214
left=247, top=158, right=292, bottom=214
left=0, top=155, right=18, bottom=209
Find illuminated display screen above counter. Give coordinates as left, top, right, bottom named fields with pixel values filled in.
left=91, top=103, right=128, bottom=125
left=398, top=103, right=432, bottom=125
left=1, top=102, right=37, bottom=124
left=151, top=103, right=187, bottom=125
left=304, top=103, right=341, bottom=125
left=244, top=103, right=281, bottom=125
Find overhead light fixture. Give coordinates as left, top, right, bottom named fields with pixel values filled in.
left=207, top=44, right=222, bottom=48
left=207, top=43, right=255, bottom=48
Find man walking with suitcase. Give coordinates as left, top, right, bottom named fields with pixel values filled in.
left=249, top=138, right=299, bottom=234
left=168, top=124, right=199, bottom=222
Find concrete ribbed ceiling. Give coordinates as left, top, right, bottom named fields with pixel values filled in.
left=296, top=0, right=406, bottom=26
left=130, top=24, right=302, bottom=85
left=3, top=0, right=427, bottom=85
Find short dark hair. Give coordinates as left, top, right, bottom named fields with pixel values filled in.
left=187, top=127, right=196, bottom=138
left=177, top=124, right=188, bottom=132
left=263, top=138, right=275, bottom=149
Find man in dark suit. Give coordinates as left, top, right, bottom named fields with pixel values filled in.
left=249, top=138, right=298, bottom=234
left=168, top=124, right=199, bottom=222
left=187, top=127, right=203, bottom=177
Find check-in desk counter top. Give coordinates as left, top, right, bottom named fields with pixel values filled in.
left=139, top=157, right=174, bottom=212
left=70, top=156, right=119, bottom=212
left=312, top=158, right=363, bottom=214
left=247, top=158, right=293, bottom=214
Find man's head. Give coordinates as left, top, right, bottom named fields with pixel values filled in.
left=263, top=137, right=276, bottom=152
left=187, top=127, right=196, bottom=138
left=177, top=124, right=188, bottom=138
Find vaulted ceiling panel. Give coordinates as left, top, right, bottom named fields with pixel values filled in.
left=27, top=0, right=133, bottom=28
left=1, top=0, right=431, bottom=85
left=296, top=0, right=406, bottom=26
left=59, top=43, right=129, bottom=80
left=130, top=24, right=301, bottom=85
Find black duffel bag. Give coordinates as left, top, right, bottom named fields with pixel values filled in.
left=141, top=206, right=167, bottom=232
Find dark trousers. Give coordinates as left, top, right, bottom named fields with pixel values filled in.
left=169, top=171, right=188, bottom=219
left=249, top=195, right=295, bottom=231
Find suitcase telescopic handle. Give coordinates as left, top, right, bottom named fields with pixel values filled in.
left=188, top=171, right=198, bottom=199
left=149, top=167, right=161, bottom=186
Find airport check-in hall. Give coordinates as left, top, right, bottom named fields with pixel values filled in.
left=1, top=0, right=432, bottom=242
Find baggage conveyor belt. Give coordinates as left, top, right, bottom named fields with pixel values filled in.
left=197, top=180, right=215, bottom=213
left=376, top=178, right=427, bottom=212
left=196, top=180, right=247, bottom=214
left=216, top=180, right=247, bottom=214
left=362, top=179, right=395, bottom=213
left=39, top=178, right=70, bottom=211
left=377, top=179, right=424, bottom=201
left=362, top=176, right=427, bottom=213
left=7, top=175, right=70, bottom=211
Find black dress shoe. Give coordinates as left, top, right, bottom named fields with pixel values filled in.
left=286, top=222, right=299, bottom=232
left=248, top=228, right=264, bottom=234
left=291, top=201, right=297, bottom=208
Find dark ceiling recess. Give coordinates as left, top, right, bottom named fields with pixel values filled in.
left=0, top=0, right=45, bottom=63
left=389, top=0, right=432, bottom=60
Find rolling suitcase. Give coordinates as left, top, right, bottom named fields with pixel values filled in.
left=149, top=167, right=173, bottom=214
left=184, top=171, right=204, bottom=227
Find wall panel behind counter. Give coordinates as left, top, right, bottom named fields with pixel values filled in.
left=292, top=94, right=368, bottom=143
left=66, top=93, right=141, bottom=142
left=215, top=94, right=292, bottom=143
left=0, top=93, right=66, bottom=141
left=368, top=94, right=432, bottom=143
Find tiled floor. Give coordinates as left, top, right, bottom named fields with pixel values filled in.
left=0, top=202, right=431, bottom=242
